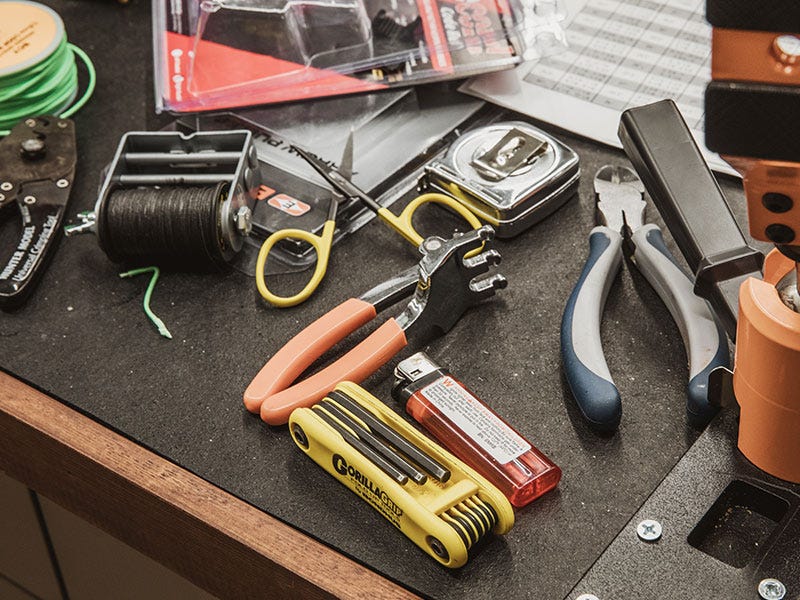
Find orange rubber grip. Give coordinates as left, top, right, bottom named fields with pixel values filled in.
left=244, top=298, right=378, bottom=414
left=259, top=319, right=408, bottom=425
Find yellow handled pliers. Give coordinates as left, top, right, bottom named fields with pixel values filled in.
left=257, top=142, right=484, bottom=308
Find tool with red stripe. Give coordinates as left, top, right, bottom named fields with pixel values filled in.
left=244, top=225, right=506, bottom=425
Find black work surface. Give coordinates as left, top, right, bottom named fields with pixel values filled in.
left=571, top=410, right=800, bottom=600
left=0, top=2, right=756, bottom=599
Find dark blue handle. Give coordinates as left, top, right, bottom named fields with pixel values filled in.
left=561, top=228, right=623, bottom=432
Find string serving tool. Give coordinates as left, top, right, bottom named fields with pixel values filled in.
left=65, top=130, right=260, bottom=269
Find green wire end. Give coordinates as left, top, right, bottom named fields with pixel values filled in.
left=120, top=266, right=173, bottom=340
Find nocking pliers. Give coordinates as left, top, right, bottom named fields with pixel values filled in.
left=245, top=225, right=506, bottom=425
left=561, top=165, right=730, bottom=432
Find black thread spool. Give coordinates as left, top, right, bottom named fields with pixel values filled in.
left=97, top=183, right=230, bottom=269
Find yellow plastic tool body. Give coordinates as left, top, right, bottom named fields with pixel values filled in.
left=256, top=219, right=336, bottom=308
left=288, top=381, right=514, bottom=568
left=375, top=192, right=485, bottom=248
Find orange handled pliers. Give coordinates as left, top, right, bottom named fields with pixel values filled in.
left=244, top=225, right=507, bottom=425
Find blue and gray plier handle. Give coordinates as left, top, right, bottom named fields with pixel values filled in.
left=0, top=116, right=76, bottom=309
left=560, top=165, right=730, bottom=432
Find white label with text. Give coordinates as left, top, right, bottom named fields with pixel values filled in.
left=420, top=376, right=530, bottom=464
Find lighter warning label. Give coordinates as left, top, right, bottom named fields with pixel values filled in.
left=420, top=376, right=530, bottom=464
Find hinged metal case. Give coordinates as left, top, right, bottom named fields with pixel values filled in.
left=421, top=121, right=580, bottom=238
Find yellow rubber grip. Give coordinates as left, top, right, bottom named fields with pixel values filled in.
left=255, top=220, right=335, bottom=308
left=377, top=192, right=485, bottom=256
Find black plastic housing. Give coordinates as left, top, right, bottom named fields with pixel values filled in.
left=618, top=100, right=763, bottom=338
left=707, top=0, right=800, bottom=33
left=706, top=82, right=800, bottom=162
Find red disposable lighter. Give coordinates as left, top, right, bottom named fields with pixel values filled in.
left=393, top=352, right=561, bottom=508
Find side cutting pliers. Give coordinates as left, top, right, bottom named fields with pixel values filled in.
left=560, top=165, right=730, bottom=432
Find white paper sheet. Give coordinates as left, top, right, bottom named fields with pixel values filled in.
left=461, top=0, right=736, bottom=176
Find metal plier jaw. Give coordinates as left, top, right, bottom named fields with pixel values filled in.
left=594, top=164, right=646, bottom=235
left=0, top=116, right=76, bottom=309
left=396, top=226, right=507, bottom=338
left=245, top=225, right=507, bottom=425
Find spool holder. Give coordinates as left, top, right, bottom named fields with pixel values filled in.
left=66, top=129, right=260, bottom=264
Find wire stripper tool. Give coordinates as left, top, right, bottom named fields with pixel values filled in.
left=0, top=116, right=76, bottom=309
left=289, top=381, right=515, bottom=568
left=245, top=225, right=506, bottom=425
left=560, top=165, right=730, bottom=432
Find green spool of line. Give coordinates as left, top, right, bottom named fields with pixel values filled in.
left=0, top=0, right=95, bottom=134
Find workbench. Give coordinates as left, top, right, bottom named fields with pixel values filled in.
left=2, top=2, right=798, bottom=599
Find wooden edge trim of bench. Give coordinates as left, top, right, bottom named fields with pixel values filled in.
left=0, top=371, right=417, bottom=600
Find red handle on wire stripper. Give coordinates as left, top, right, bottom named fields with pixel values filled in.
left=244, top=298, right=408, bottom=425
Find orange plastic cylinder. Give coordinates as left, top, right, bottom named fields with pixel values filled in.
left=734, top=251, right=800, bottom=482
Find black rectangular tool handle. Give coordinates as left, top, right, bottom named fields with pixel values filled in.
left=706, top=82, right=800, bottom=163
left=618, top=100, right=763, bottom=339
left=707, top=0, right=800, bottom=33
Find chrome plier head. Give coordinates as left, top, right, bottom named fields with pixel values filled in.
left=594, top=164, right=646, bottom=234
left=396, top=225, right=507, bottom=338
left=245, top=225, right=507, bottom=425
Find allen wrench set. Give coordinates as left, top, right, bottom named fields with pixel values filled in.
left=289, top=382, right=515, bottom=568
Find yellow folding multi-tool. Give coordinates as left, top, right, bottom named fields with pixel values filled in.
left=288, top=381, right=515, bottom=568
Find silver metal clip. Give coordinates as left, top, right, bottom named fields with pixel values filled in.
left=471, top=128, right=548, bottom=181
